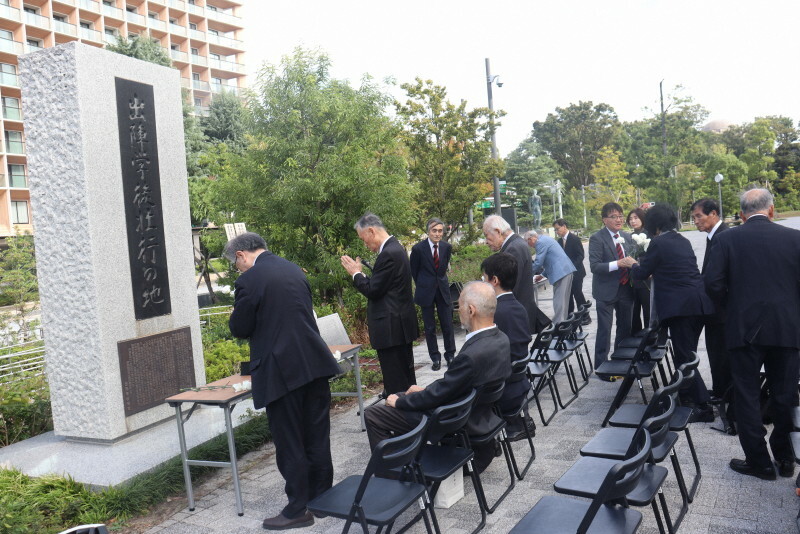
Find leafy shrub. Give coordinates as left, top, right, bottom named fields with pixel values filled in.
left=203, top=340, right=250, bottom=382
left=0, top=376, right=52, bottom=447
left=449, top=244, right=493, bottom=285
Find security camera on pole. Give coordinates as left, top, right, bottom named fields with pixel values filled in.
left=714, top=173, right=724, bottom=219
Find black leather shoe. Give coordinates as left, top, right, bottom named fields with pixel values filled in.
left=431, top=361, right=441, bottom=371
left=729, top=458, right=777, bottom=480
left=581, top=317, right=592, bottom=326
left=777, top=459, right=796, bottom=478
left=507, top=417, right=537, bottom=442
left=262, top=511, right=314, bottom=530
left=445, top=356, right=454, bottom=367
left=689, top=404, right=715, bottom=423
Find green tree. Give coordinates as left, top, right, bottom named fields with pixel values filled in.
left=0, top=234, right=38, bottom=338
left=503, top=136, right=562, bottom=224
left=106, top=34, right=172, bottom=67
left=532, top=101, right=621, bottom=189
left=213, top=48, right=415, bottom=304
left=589, top=146, right=635, bottom=206
left=395, top=78, right=502, bottom=238
left=202, top=90, right=249, bottom=148
left=740, top=118, right=778, bottom=187
left=702, top=144, right=749, bottom=218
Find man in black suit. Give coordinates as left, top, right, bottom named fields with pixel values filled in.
left=226, top=233, right=341, bottom=530
left=364, top=281, right=511, bottom=473
left=481, top=252, right=535, bottom=441
left=705, top=189, right=800, bottom=480
left=690, top=198, right=731, bottom=400
left=589, top=202, right=635, bottom=372
left=410, top=217, right=455, bottom=370
left=628, top=204, right=714, bottom=422
left=483, top=214, right=548, bottom=333
left=341, top=213, right=419, bottom=395
left=554, top=218, right=588, bottom=319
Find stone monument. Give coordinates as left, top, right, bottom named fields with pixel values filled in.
left=18, top=42, right=205, bottom=443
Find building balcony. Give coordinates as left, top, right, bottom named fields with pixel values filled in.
left=208, top=57, right=244, bottom=73
left=0, top=37, right=24, bottom=55
left=55, top=0, right=77, bottom=5
left=189, top=28, right=205, bottom=41
left=170, top=49, right=188, bottom=62
left=79, top=0, right=100, bottom=12
left=150, top=0, right=166, bottom=4
left=0, top=4, right=21, bottom=22
left=102, top=4, right=123, bottom=19
left=190, top=53, right=207, bottom=66
left=187, top=3, right=203, bottom=16
left=3, top=106, right=22, bottom=121
left=192, top=79, right=211, bottom=92
left=103, top=33, right=119, bottom=45
left=53, top=20, right=78, bottom=37
left=211, top=83, right=239, bottom=95
left=169, top=22, right=186, bottom=36
left=206, top=33, right=243, bottom=50
left=9, top=174, right=27, bottom=188
left=79, top=27, right=102, bottom=43
left=5, top=141, right=25, bottom=155
left=0, top=72, right=19, bottom=88
left=169, top=0, right=186, bottom=10
left=206, top=9, right=241, bottom=26
left=25, top=43, right=44, bottom=54
left=126, top=11, right=146, bottom=26
left=148, top=17, right=167, bottom=32
left=24, top=11, right=51, bottom=30
left=194, top=105, right=209, bottom=116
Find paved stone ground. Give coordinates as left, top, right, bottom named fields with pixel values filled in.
left=143, top=219, right=800, bottom=534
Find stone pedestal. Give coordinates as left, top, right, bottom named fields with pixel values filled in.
left=19, top=42, right=205, bottom=442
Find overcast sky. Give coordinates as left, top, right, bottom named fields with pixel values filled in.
left=239, top=0, right=800, bottom=157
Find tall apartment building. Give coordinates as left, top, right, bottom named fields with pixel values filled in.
left=0, top=0, right=245, bottom=236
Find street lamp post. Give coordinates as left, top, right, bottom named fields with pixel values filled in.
left=714, top=173, right=724, bottom=219
left=485, top=58, right=502, bottom=215
left=581, top=184, right=587, bottom=228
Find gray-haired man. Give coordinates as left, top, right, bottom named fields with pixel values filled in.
left=341, top=213, right=419, bottom=395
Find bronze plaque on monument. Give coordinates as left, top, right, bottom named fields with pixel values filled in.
left=118, top=327, right=196, bottom=416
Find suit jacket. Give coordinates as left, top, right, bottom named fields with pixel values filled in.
left=589, top=227, right=633, bottom=302
left=395, top=327, right=511, bottom=436
left=701, top=222, right=728, bottom=324
left=410, top=238, right=452, bottom=306
left=704, top=216, right=800, bottom=350
left=500, top=233, right=539, bottom=332
left=494, top=293, right=532, bottom=381
left=531, top=234, right=576, bottom=284
left=558, top=231, right=586, bottom=278
left=352, top=236, right=419, bottom=350
left=630, top=231, right=713, bottom=321
left=229, top=252, right=341, bottom=409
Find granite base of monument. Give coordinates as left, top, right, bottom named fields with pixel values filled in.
left=0, top=401, right=256, bottom=487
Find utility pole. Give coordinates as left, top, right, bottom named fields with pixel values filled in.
left=486, top=58, right=502, bottom=215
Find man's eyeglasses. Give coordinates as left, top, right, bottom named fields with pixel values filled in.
left=604, top=215, right=624, bottom=220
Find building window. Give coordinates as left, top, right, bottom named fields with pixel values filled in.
left=193, top=98, right=201, bottom=106
left=103, top=0, right=113, bottom=6
left=188, top=0, right=195, bottom=4
left=192, top=72, right=200, bottom=81
left=23, top=6, right=38, bottom=15
left=208, top=5, right=217, bottom=11
left=170, top=44, right=178, bottom=50
left=148, top=12, right=157, bottom=19
left=26, top=38, right=42, bottom=48
left=208, top=29, right=218, bottom=36
left=53, top=14, right=66, bottom=23
left=11, top=201, right=29, bottom=224
left=80, top=21, right=92, bottom=29
left=126, top=6, right=136, bottom=13
left=8, top=164, right=26, bottom=188
left=169, top=18, right=177, bottom=24
left=0, top=63, right=17, bottom=86
left=210, top=53, right=219, bottom=60
left=3, top=97, right=20, bottom=120
left=5, top=130, right=24, bottom=154
left=190, top=47, right=198, bottom=55
left=189, top=22, right=197, bottom=30
left=0, top=29, right=12, bottom=41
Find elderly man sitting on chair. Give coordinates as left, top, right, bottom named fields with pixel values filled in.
left=363, top=281, right=511, bottom=473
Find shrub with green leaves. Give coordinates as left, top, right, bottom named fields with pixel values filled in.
left=203, top=339, right=250, bottom=382
left=0, top=376, right=52, bottom=447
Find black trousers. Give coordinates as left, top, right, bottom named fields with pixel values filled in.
left=630, top=285, right=651, bottom=334
left=264, top=377, right=334, bottom=518
left=567, top=274, right=587, bottom=314
left=730, top=345, right=799, bottom=469
left=377, top=343, right=416, bottom=395
left=594, top=284, right=634, bottom=368
left=663, top=315, right=710, bottom=405
left=704, top=320, right=732, bottom=397
left=420, top=289, right=456, bottom=363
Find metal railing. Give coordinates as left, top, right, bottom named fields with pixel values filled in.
left=209, top=57, right=244, bottom=73
left=170, top=49, right=189, bottom=62
left=24, top=11, right=51, bottom=30
left=190, top=53, right=207, bottom=66
left=189, top=28, right=205, bottom=40
left=126, top=11, right=145, bottom=25
left=211, top=83, right=239, bottom=95
left=0, top=72, right=19, bottom=88
left=169, top=22, right=186, bottom=36
left=206, top=8, right=241, bottom=25
left=192, top=79, right=211, bottom=91
left=79, top=27, right=102, bottom=43
left=194, top=105, right=209, bottom=116
left=102, top=4, right=123, bottom=19
left=0, top=333, right=46, bottom=386
left=169, top=0, right=186, bottom=9
left=0, top=4, right=20, bottom=22
left=148, top=17, right=167, bottom=32
left=0, top=37, right=23, bottom=55
left=79, top=0, right=99, bottom=11
left=206, top=32, right=243, bottom=50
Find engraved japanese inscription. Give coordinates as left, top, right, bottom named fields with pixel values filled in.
left=116, top=78, right=172, bottom=320
left=118, top=327, right=195, bottom=416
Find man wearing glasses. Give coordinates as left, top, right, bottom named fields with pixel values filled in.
left=588, top=202, right=636, bottom=375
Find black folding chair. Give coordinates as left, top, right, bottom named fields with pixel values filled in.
left=307, top=416, right=436, bottom=534
left=509, top=430, right=652, bottom=534
left=555, top=402, right=676, bottom=534
left=499, top=355, right=536, bottom=480
left=540, top=319, right=582, bottom=408
left=527, top=325, right=559, bottom=425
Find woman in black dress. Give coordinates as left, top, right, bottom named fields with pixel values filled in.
left=627, top=208, right=651, bottom=333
